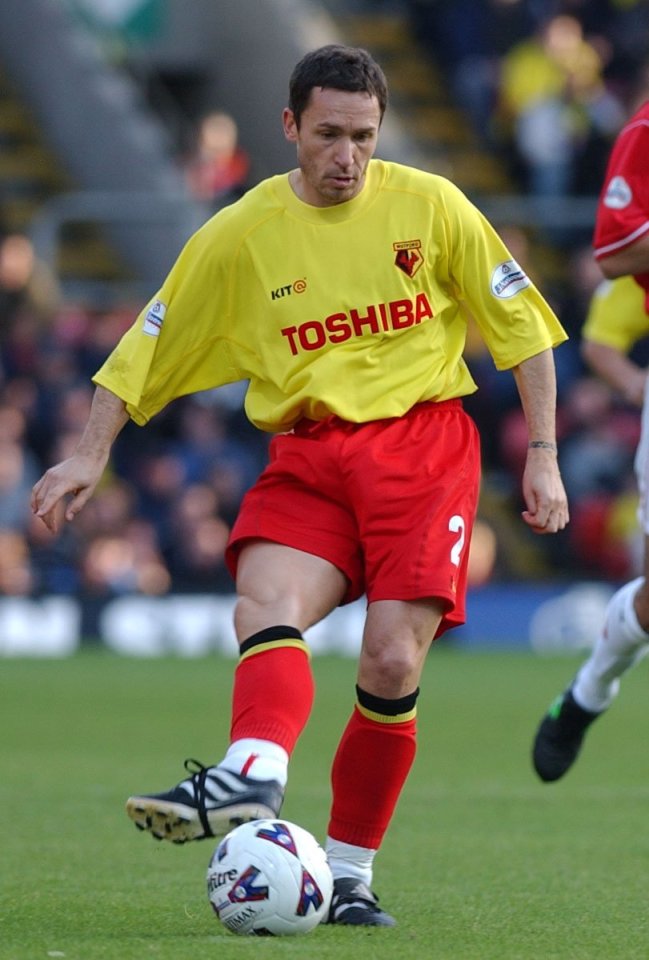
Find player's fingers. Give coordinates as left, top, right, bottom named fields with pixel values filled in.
left=522, top=506, right=568, bottom=534
left=31, top=486, right=55, bottom=521
left=522, top=508, right=547, bottom=530
left=30, top=476, right=47, bottom=514
left=32, top=472, right=91, bottom=530
left=32, top=486, right=64, bottom=521
left=35, top=499, right=65, bottom=534
left=64, top=487, right=92, bottom=522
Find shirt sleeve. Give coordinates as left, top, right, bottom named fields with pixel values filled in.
left=582, top=276, right=649, bottom=351
left=92, top=221, right=255, bottom=424
left=594, top=113, right=649, bottom=258
left=440, top=182, right=568, bottom=370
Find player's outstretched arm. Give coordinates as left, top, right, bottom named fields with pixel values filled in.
left=582, top=338, right=647, bottom=408
left=31, top=385, right=130, bottom=534
left=512, top=349, right=569, bottom=535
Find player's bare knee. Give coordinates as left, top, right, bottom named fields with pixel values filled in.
left=233, top=593, right=303, bottom=642
left=359, top=643, right=423, bottom=695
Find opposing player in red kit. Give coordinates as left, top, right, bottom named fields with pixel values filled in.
left=533, top=94, right=649, bottom=783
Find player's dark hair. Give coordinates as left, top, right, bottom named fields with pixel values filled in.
left=288, top=44, right=388, bottom=127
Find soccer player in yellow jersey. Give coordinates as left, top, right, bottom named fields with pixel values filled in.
left=582, top=276, right=649, bottom=407
left=32, top=45, right=569, bottom=926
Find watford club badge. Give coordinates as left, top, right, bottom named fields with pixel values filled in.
left=394, top=240, right=423, bottom=278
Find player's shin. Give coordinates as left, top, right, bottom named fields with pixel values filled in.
left=574, top=577, right=649, bottom=711
left=223, top=626, right=315, bottom=781
left=327, top=685, right=418, bottom=852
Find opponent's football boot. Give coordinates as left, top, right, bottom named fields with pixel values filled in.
left=126, top=758, right=284, bottom=843
left=532, top=688, right=602, bottom=782
left=327, top=877, right=396, bottom=926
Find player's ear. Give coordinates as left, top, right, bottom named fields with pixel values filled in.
left=283, top=108, right=298, bottom=143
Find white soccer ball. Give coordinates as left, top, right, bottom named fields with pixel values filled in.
left=206, top=818, right=333, bottom=936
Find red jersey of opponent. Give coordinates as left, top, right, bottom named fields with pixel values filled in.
left=593, top=101, right=649, bottom=309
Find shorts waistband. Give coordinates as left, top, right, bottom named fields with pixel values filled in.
left=291, top=398, right=464, bottom=437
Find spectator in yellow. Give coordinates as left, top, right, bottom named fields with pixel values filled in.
left=499, top=15, right=623, bottom=197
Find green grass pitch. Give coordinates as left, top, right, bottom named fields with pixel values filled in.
left=2, top=647, right=648, bottom=959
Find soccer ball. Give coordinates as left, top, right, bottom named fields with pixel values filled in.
left=206, top=818, right=333, bottom=936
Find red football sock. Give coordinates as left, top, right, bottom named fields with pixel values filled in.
left=230, top=626, right=314, bottom=754
left=328, top=688, right=418, bottom=849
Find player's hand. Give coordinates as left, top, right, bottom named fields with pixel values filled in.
left=31, top=454, right=105, bottom=534
left=520, top=447, right=569, bottom=534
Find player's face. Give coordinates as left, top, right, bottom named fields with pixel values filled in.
left=283, top=87, right=381, bottom=207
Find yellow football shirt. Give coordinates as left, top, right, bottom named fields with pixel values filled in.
left=582, top=276, right=649, bottom=352
left=94, top=159, right=567, bottom=432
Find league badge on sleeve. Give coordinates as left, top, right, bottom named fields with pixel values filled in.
left=490, top=260, right=530, bottom=300
left=143, top=299, right=167, bottom=337
left=603, top=175, right=632, bottom=210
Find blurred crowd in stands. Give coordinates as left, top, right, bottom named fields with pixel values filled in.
left=0, top=229, right=270, bottom=611
left=406, top=0, right=649, bottom=199
left=0, top=0, right=648, bottom=616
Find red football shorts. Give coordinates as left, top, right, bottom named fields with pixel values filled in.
left=226, top=399, right=481, bottom=636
